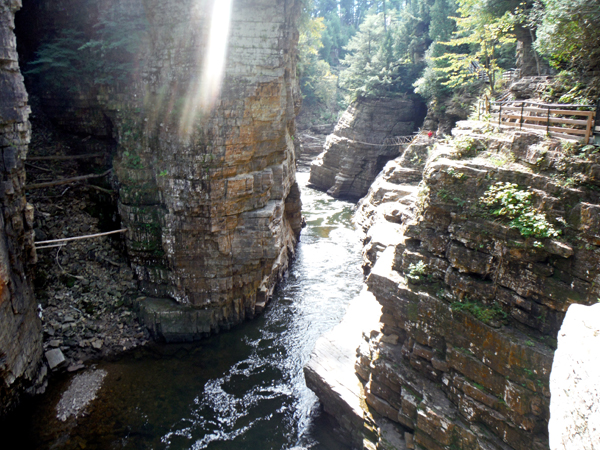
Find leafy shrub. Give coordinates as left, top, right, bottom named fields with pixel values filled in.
left=480, top=182, right=561, bottom=238
left=453, top=136, right=478, bottom=158
left=534, top=0, right=600, bottom=72
left=452, top=300, right=507, bottom=325
left=406, top=260, right=428, bottom=283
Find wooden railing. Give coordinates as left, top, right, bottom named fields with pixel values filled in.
left=487, top=101, right=597, bottom=144
left=502, top=69, right=520, bottom=83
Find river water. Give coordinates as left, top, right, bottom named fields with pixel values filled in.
left=7, top=171, right=364, bottom=450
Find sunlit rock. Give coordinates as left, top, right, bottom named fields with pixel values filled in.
left=307, top=121, right=600, bottom=449
left=549, top=303, right=600, bottom=450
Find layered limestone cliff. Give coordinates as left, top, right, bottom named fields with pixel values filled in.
left=309, top=97, right=426, bottom=200
left=0, top=0, right=44, bottom=416
left=308, top=120, right=600, bottom=449
left=17, top=0, right=303, bottom=341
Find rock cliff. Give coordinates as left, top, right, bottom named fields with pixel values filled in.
left=16, top=0, right=303, bottom=341
left=309, top=97, right=426, bottom=200
left=308, top=120, right=600, bottom=449
left=0, top=0, right=44, bottom=416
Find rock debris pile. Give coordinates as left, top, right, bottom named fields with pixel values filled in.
left=27, top=107, right=149, bottom=373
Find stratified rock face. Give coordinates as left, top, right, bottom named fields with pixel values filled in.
left=309, top=97, right=425, bottom=200
left=549, top=303, right=600, bottom=450
left=18, top=0, right=303, bottom=340
left=309, top=120, right=600, bottom=449
left=115, top=0, right=303, bottom=339
left=0, top=0, right=43, bottom=416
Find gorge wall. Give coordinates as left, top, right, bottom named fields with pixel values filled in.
left=309, top=96, right=426, bottom=200
left=308, top=120, right=600, bottom=449
left=16, top=0, right=303, bottom=341
left=0, top=0, right=43, bottom=416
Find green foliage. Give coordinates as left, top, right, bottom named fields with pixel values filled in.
left=533, top=0, right=600, bottom=72
left=122, top=151, right=143, bottom=169
left=453, top=136, right=477, bottom=157
left=319, top=11, right=355, bottom=65
left=415, top=0, right=520, bottom=104
left=406, top=260, right=428, bottom=282
left=437, top=0, right=515, bottom=88
left=298, top=16, right=340, bottom=112
left=26, top=29, right=93, bottom=91
left=480, top=182, right=561, bottom=238
left=451, top=299, right=508, bottom=325
left=26, top=10, right=148, bottom=93
left=446, top=167, right=466, bottom=179
left=339, top=9, right=425, bottom=99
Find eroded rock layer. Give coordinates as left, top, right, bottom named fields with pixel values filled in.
left=309, top=97, right=426, bottom=200
left=0, top=0, right=43, bottom=416
left=310, top=121, right=600, bottom=449
left=18, top=0, right=303, bottom=340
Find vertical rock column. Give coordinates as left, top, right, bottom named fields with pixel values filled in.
left=113, top=0, right=303, bottom=340
left=0, top=0, right=43, bottom=416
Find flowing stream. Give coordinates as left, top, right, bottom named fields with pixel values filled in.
left=7, top=170, right=364, bottom=450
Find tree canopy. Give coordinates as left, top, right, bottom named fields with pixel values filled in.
left=297, top=0, right=600, bottom=122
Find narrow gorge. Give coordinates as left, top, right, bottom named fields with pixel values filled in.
left=1, top=0, right=600, bottom=449
left=2, top=0, right=305, bottom=420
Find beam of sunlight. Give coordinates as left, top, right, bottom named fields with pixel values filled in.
left=179, top=0, right=233, bottom=137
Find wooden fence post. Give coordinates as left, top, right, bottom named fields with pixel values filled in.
left=520, top=103, right=525, bottom=130
left=498, top=105, right=502, bottom=127
left=593, top=99, right=600, bottom=145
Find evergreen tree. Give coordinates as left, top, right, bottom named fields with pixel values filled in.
left=339, top=9, right=424, bottom=98
left=314, top=0, right=338, bottom=16
left=340, top=0, right=355, bottom=25
left=429, top=0, right=457, bottom=42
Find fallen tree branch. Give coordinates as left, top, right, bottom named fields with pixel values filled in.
left=85, top=184, right=115, bottom=195
left=28, top=152, right=105, bottom=161
left=25, top=169, right=112, bottom=190
left=35, top=243, right=67, bottom=250
left=25, top=162, right=53, bottom=172
left=35, top=228, right=128, bottom=246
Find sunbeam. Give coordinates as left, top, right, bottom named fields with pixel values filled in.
left=179, top=0, right=233, bottom=137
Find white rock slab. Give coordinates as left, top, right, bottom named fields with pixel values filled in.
left=56, top=369, right=108, bottom=422
left=549, top=303, right=600, bottom=450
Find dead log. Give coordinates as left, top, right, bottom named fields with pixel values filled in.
left=25, top=169, right=112, bottom=190
left=28, top=152, right=105, bottom=161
